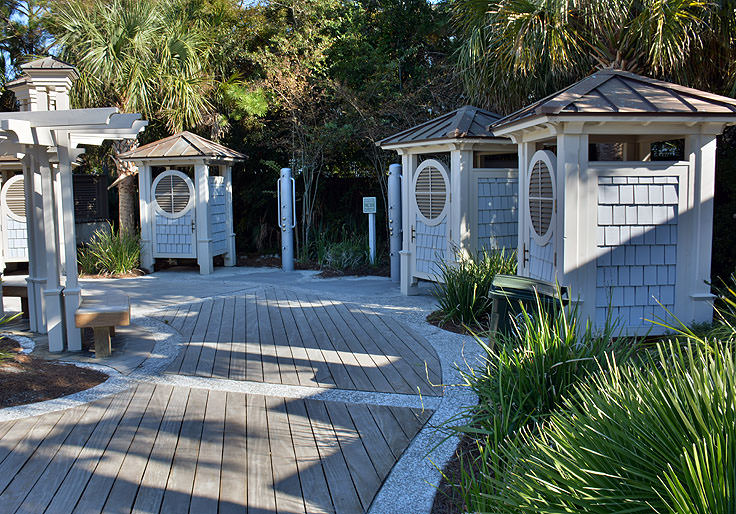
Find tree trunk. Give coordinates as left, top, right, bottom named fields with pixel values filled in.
left=118, top=175, right=137, bottom=233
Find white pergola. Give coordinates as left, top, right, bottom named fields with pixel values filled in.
left=2, top=57, right=147, bottom=352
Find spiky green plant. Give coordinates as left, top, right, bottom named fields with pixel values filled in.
left=432, top=248, right=517, bottom=326
left=77, top=224, right=140, bottom=276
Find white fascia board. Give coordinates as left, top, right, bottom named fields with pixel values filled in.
left=379, top=137, right=512, bottom=151
left=0, top=107, right=119, bottom=127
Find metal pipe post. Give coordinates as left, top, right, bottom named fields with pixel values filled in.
left=278, top=168, right=296, bottom=271
left=368, top=212, right=376, bottom=264
left=388, top=163, right=402, bottom=282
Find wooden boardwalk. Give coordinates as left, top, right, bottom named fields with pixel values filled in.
left=0, top=383, right=432, bottom=513
left=157, top=288, right=442, bottom=395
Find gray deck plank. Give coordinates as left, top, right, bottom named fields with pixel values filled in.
left=43, top=387, right=139, bottom=513
left=346, top=403, right=397, bottom=480
left=228, top=295, right=247, bottom=381
left=0, top=419, right=17, bottom=442
left=72, top=382, right=157, bottom=513
left=320, top=299, right=395, bottom=393
left=255, top=290, right=282, bottom=384
left=0, top=404, right=86, bottom=511
left=272, top=289, right=320, bottom=387
left=246, top=394, right=276, bottom=514
left=264, top=288, right=301, bottom=386
left=387, top=405, right=427, bottom=440
left=244, top=292, right=264, bottom=382
left=365, top=404, right=411, bottom=460
left=306, top=295, right=375, bottom=392
left=266, top=396, right=306, bottom=514
left=322, top=400, right=382, bottom=510
left=190, top=389, right=227, bottom=513
left=102, top=385, right=173, bottom=512
left=166, top=302, right=200, bottom=372
left=219, top=391, right=248, bottom=514
left=131, top=385, right=190, bottom=514
left=331, top=301, right=416, bottom=394
left=196, top=297, right=225, bottom=377
left=15, top=395, right=116, bottom=514
left=290, top=290, right=355, bottom=390
left=169, top=303, right=191, bottom=333
left=0, top=416, right=40, bottom=466
left=284, top=398, right=334, bottom=514
left=304, top=399, right=363, bottom=514
left=177, top=299, right=214, bottom=375
left=377, top=313, right=442, bottom=380
left=213, top=295, right=236, bottom=377
left=160, top=387, right=208, bottom=513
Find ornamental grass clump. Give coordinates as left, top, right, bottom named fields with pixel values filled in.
left=432, top=248, right=516, bottom=326
left=77, top=224, right=141, bottom=276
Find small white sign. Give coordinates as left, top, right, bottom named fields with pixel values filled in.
left=363, top=197, right=377, bottom=214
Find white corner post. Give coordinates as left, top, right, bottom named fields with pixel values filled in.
left=38, top=148, right=64, bottom=350
left=25, top=150, right=47, bottom=333
left=195, top=162, right=213, bottom=275
left=57, top=131, right=81, bottom=351
left=400, top=151, right=419, bottom=295
left=224, top=165, right=236, bottom=267
left=450, top=146, right=473, bottom=260
left=137, top=163, right=154, bottom=272
left=388, top=163, right=401, bottom=282
left=278, top=167, right=295, bottom=272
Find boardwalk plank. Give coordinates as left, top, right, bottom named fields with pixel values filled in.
left=0, top=416, right=41, bottom=466
left=365, top=404, right=410, bottom=460
left=387, top=405, right=427, bottom=440
left=246, top=394, right=276, bottom=514
left=284, top=398, right=333, bottom=514
left=244, top=293, right=263, bottom=382
left=219, top=392, right=247, bottom=514
left=72, top=382, right=157, bottom=513
left=304, top=399, right=363, bottom=514
left=196, top=297, right=225, bottom=377
left=177, top=299, right=214, bottom=375
left=213, top=295, right=236, bottom=377
left=228, top=295, right=247, bottom=381
left=255, top=290, right=281, bottom=384
left=15, top=395, right=116, bottom=514
left=272, top=289, right=319, bottom=387
left=166, top=302, right=200, bottom=373
left=159, top=387, right=209, bottom=513
left=264, top=288, right=300, bottom=385
left=131, top=386, right=190, bottom=514
left=266, top=396, right=306, bottom=514
left=346, top=403, right=397, bottom=480
left=377, top=313, right=442, bottom=381
left=190, top=389, right=227, bottom=513
left=43, top=387, right=139, bottom=513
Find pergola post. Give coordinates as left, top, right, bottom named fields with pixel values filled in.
left=223, top=164, right=236, bottom=267
left=57, top=132, right=82, bottom=351
left=25, top=151, right=47, bottom=333
left=138, top=163, right=154, bottom=272
left=195, top=162, right=213, bottom=274
left=38, top=147, right=64, bottom=351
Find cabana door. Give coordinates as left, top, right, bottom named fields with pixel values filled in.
left=410, top=159, right=450, bottom=280
left=151, top=169, right=197, bottom=259
left=522, top=151, right=556, bottom=282
left=1, top=174, right=28, bottom=262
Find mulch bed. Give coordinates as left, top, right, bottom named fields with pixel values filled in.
left=431, top=434, right=478, bottom=514
left=0, top=337, right=107, bottom=408
left=426, top=310, right=490, bottom=337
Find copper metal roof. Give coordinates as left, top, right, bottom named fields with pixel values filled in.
left=21, top=56, right=77, bottom=71
left=494, top=69, right=736, bottom=129
left=119, top=131, right=246, bottom=162
left=379, top=105, right=503, bottom=146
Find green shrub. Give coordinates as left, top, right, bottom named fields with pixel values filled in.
left=307, top=229, right=371, bottom=271
left=479, top=339, right=736, bottom=514
left=77, top=224, right=140, bottom=275
left=432, top=248, right=517, bottom=326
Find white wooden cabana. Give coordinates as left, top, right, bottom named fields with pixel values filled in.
left=380, top=105, right=518, bottom=294
left=2, top=57, right=147, bottom=351
left=493, top=69, right=736, bottom=334
left=119, top=132, right=243, bottom=274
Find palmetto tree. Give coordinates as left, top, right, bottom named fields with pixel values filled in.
left=452, top=0, right=736, bottom=113
left=48, top=0, right=215, bottom=232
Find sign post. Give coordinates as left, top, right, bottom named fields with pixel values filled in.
left=363, top=196, right=377, bottom=264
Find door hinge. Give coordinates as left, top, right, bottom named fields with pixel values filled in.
left=411, top=225, right=416, bottom=242
left=191, top=219, right=196, bottom=232
left=554, top=251, right=557, bottom=267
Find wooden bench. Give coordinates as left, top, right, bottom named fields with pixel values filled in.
left=2, top=281, right=29, bottom=317
left=75, top=295, right=130, bottom=358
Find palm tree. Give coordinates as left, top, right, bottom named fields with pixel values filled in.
left=48, top=0, right=215, bottom=232
left=452, top=0, right=736, bottom=113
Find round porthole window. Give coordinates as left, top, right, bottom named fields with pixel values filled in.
left=527, top=151, right=555, bottom=242
left=2, top=175, right=26, bottom=221
left=152, top=170, right=194, bottom=218
left=413, top=159, right=449, bottom=224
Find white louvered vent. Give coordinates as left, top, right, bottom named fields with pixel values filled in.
left=154, top=173, right=192, bottom=216
left=528, top=159, right=553, bottom=238
left=415, top=165, right=447, bottom=221
left=5, top=177, right=25, bottom=218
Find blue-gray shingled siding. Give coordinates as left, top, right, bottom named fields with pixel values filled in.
left=208, top=176, right=228, bottom=256
left=595, top=175, right=678, bottom=329
left=477, top=177, right=518, bottom=253
left=415, top=219, right=447, bottom=278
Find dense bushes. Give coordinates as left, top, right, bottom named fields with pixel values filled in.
left=432, top=249, right=516, bottom=326
left=77, top=225, right=140, bottom=276
left=448, top=277, right=736, bottom=513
